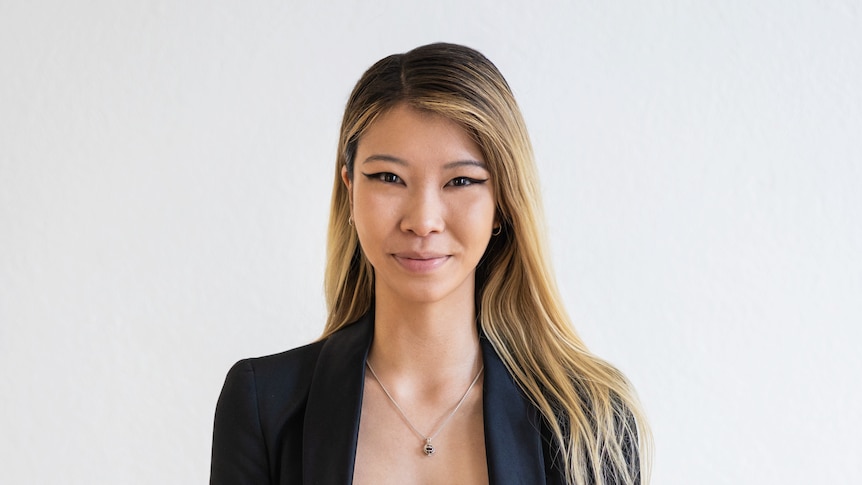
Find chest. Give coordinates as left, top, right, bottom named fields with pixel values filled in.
left=352, top=376, right=489, bottom=485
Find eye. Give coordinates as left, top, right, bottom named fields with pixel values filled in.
left=447, top=176, right=487, bottom=187
left=363, top=172, right=402, bottom=184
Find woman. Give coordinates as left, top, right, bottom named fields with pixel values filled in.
left=211, top=42, right=650, bottom=485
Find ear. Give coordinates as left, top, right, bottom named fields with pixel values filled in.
left=341, top=166, right=353, bottom=208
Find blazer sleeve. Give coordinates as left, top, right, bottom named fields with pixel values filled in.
left=210, top=359, right=270, bottom=485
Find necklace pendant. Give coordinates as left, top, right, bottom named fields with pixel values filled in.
left=423, top=438, right=435, bottom=456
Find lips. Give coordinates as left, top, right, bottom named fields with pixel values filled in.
left=392, top=252, right=450, bottom=273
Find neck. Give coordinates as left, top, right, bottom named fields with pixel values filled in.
left=368, top=292, right=482, bottom=384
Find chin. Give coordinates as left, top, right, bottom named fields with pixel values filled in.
left=378, top=276, right=474, bottom=307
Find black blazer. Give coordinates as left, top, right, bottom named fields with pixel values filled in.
left=210, top=313, right=567, bottom=484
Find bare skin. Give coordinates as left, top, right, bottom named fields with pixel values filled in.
left=354, top=317, right=487, bottom=485
left=345, top=104, right=494, bottom=484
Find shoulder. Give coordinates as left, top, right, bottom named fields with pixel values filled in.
left=212, top=341, right=328, bottom=483
left=225, top=315, right=373, bottom=392
left=220, top=315, right=373, bottom=410
left=212, top=318, right=374, bottom=483
left=220, top=340, right=326, bottom=412
left=236, top=340, right=326, bottom=384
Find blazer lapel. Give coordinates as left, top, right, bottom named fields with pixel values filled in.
left=302, top=314, right=373, bottom=485
left=481, top=337, right=548, bottom=484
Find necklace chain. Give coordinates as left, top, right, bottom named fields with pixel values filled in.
left=365, top=360, right=484, bottom=456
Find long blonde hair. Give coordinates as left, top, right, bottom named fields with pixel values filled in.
left=323, top=43, right=651, bottom=484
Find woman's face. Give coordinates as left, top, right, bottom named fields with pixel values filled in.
left=343, top=103, right=497, bottom=306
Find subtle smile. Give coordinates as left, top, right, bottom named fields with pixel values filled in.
left=392, top=253, right=451, bottom=273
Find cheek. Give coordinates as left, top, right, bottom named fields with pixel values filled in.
left=356, top=190, right=395, bottom=218
left=471, top=190, right=497, bottom=222
left=453, top=194, right=496, bottom=239
left=352, top=191, right=395, bottom=247
left=467, top=206, right=495, bottom=230
left=352, top=184, right=376, bottom=222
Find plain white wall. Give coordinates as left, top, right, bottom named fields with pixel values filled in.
left=2, top=1, right=860, bottom=483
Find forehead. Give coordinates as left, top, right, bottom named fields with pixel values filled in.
left=356, top=104, right=484, bottom=166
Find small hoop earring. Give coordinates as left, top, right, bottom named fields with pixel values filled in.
left=348, top=216, right=354, bottom=226
left=491, top=225, right=502, bottom=236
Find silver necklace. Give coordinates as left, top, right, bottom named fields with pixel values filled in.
left=365, top=360, right=484, bottom=456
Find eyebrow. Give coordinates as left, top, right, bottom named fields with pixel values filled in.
left=444, top=160, right=487, bottom=170
left=362, top=154, right=487, bottom=170
left=362, top=154, right=407, bottom=165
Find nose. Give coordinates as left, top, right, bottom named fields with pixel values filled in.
left=400, top=187, right=445, bottom=236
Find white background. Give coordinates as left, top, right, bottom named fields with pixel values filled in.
left=2, top=1, right=860, bottom=483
